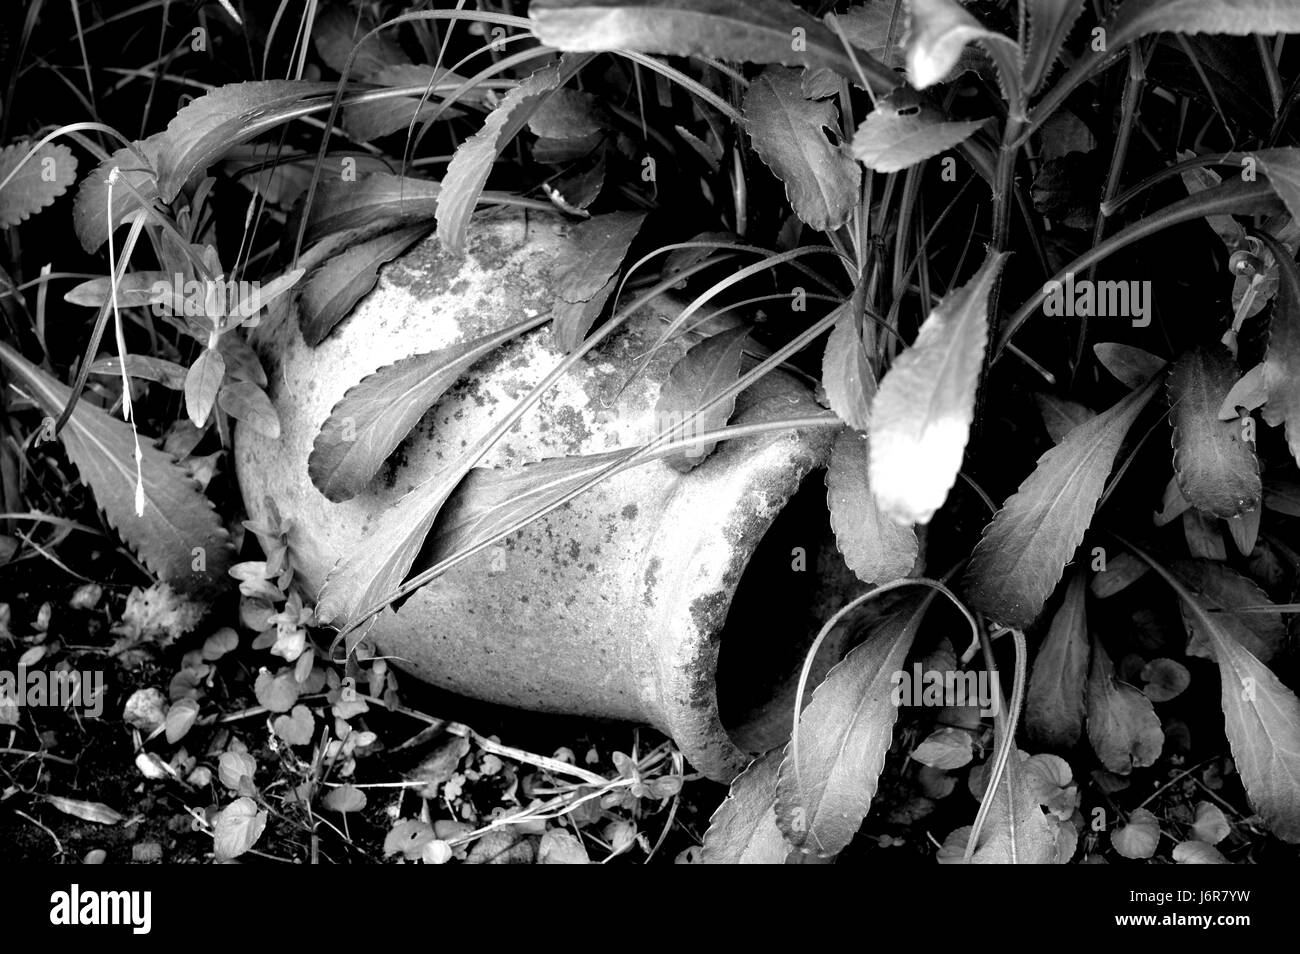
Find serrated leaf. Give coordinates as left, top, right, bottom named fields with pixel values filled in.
left=655, top=326, right=750, bottom=471
left=530, top=0, right=899, bottom=92
left=868, top=251, right=1006, bottom=525
left=1257, top=231, right=1300, bottom=466
left=1094, top=342, right=1167, bottom=389
left=825, top=428, right=918, bottom=585
left=1086, top=638, right=1163, bottom=775
left=1168, top=345, right=1260, bottom=518
left=1026, top=569, right=1090, bottom=748
left=309, top=314, right=547, bottom=501
left=437, top=60, right=587, bottom=256
left=1154, top=561, right=1300, bottom=842
left=0, top=342, right=232, bottom=594
left=213, top=797, right=266, bottom=860
left=774, top=597, right=930, bottom=856
left=1172, top=559, right=1285, bottom=663
left=963, top=378, right=1159, bottom=629
left=744, top=67, right=861, bottom=231
left=821, top=290, right=875, bottom=431
left=1111, top=807, right=1160, bottom=859
left=1023, top=0, right=1086, bottom=94
left=701, top=749, right=796, bottom=863
left=0, top=141, right=78, bottom=227
left=299, top=224, right=429, bottom=346
left=851, top=91, right=986, bottom=173
left=218, top=380, right=280, bottom=439
left=1107, top=1, right=1300, bottom=51
left=184, top=348, right=225, bottom=428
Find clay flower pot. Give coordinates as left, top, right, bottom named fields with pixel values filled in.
left=235, top=211, right=859, bottom=781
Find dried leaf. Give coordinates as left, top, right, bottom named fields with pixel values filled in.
left=869, top=251, right=1006, bottom=524
left=744, top=67, right=861, bottom=231
left=1168, top=345, right=1260, bottom=518
left=964, top=379, right=1158, bottom=628
left=825, top=428, right=918, bottom=585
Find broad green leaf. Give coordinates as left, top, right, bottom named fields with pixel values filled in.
left=1173, top=840, right=1230, bottom=863
left=825, top=428, right=918, bottom=585
left=1025, top=569, right=1089, bottom=748
left=1086, top=638, right=1163, bottom=775
left=304, top=173, right=442, bottom=245
left=184, top=348, right=225, bottom=428
left=310, top=314, right=548, bottom=502
left=0, top=141, right=78, bottom=227
left=164, top=697, right=200, bottom=744
left=1192, top=801, right=1232, bottom=844
left=911, top=727, right=973, bottom=769
left=212, top=797, right=267, bottom=860
left=530, top=0, right=899, bottom=93
left=0, top=342, right=232, bottom=594
left=1257, top=232, right=1300, bottom=466
left=744, top=67, right=861, bottom=232
left=437, top=59, right=590, bottom=256
left=869, top=251, right=1006, bottom=525
left=774, top=597, right=930, bottom=856
left=851, top=91, right=986, bottom=173
left=1023, top=0, right=1086, bottom=94
left=299, top=224, right=429, bottom=346
left=1152, top=560, right=1300, bottom=843
left=654, top=326, right=750, bottom=471
left=969, top=751, right=1076, bottom=863
left=1093, top=342, right=1167, bottom=389
left=963, top=379, right=1159, bottom=629
left=1171, top=560, right=1285, bottom=664
left=1168, top=345, right=1260, bottom=518
left=821, top=292, right=875, bottom=431
left=324, top=784, right=368, bottom=813
left=1111, top=807, right=1161, bottom=859
left=701, top=749, right=797, bottom=863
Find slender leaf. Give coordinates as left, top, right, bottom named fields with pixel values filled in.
left=869, top=251, right=1006, bottom=525
left=1026, top=569, right=1090, bottom=748
left=825, top=428, right=918, bottom=585
left=963, top=379, right=1159, bottom=629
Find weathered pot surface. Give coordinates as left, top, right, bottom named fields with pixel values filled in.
left=235, top=209, right=861, bottom=781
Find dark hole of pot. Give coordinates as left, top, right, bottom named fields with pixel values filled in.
left=714, top=470, right=865, bottom=755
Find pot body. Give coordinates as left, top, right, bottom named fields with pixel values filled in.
left=235, top=210, right=857, bottom=781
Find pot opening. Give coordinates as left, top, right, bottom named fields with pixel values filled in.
left=714, top=470, right=865, bottom=755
